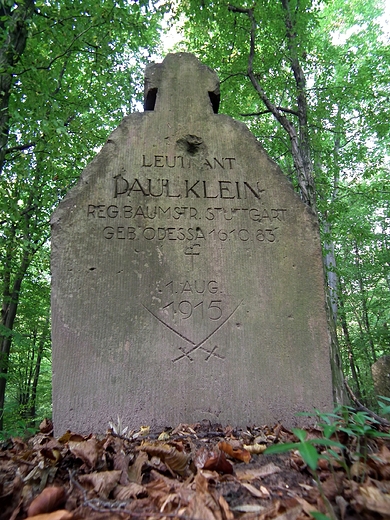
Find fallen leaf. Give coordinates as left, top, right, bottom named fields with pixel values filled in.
left=68, top=437, right=99, bottom=468
left=335, top=495, right=348, bottom=520
left=128, top=451, right=148, bottom=484
left=113, top=482, right=146, bottom=500
left=350, top=460, right=374, bottom=480
left=243, top=443, right=267, bottom=454
left=28, top=511, right=73, bottom=520
left=27, top=486, right=65, bottom=517
left=179, top=471, right=228, bottom=520
left=219, top=495, right=234, bottom=520
left=241, top=482, right=267, bottom=498
left=132, top=425, right=150, bottom=439
left=354, top=484, right=390, bottom=516
left=39, top=419, right=53, bottom=434
left=231, top=504, right=265, bottom=513
left=272, top=503, right=303, bottom=520
left=140, top=440, right=189, bottom=475
left=218, top=441, right=251, bottom=463
left=235, top=461, right=281, bottom=481
left=58, top=432, right=85, bottom=444
left=370, top=445, right=390, bottom=480
left=195, top=445, right=233, bottom=474
left=40, top=447, right=62, bottom=464
left=295, top=496, right=321, bottom=516
left=78, top=470, right=121, bottom=499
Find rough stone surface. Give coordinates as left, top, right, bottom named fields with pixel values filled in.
left=372, top=355, right=390, bottom=399
left=51, top=53, right=334, bottom=435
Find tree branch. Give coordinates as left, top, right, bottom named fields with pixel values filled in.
left=4, top=141, right=36, bottom=154
left=344, top=378, right=390, bottom=427
left=228, top=3, right=313, bottom=207
left=241, top=106, right=299, bottom=117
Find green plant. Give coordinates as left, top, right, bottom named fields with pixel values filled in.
left=265, top=427, right=342, bottom=520
left=265, top=405, right=390, bottom=520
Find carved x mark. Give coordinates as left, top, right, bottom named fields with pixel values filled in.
left=142, top=301, right=242, bottom=362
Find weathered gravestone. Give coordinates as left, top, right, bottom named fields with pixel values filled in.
left=51, top=53, right=335, bottom=434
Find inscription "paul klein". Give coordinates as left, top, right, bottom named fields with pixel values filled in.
left=113, top=175, right=264, bottom=200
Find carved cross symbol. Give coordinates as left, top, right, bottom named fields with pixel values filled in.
left=142, top=301, right=242, bottom=362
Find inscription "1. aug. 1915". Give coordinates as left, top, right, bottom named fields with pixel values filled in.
left=143, top=278, right=242, bottom=363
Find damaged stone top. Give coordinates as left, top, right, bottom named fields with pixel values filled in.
left=144, top=53, right=220, bottom=115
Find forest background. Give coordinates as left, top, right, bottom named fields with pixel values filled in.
left=0, top=0, right=389, bottom=435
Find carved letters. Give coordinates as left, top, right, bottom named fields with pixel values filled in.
left=86, top=154, right=288, bottom=249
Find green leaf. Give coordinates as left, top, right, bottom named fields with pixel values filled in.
left=292, top=428, right=308, bottom=442
left=310, top=513, right=332, bottom=520
left=264, top=442, right=299, bottom=455
left=298, top=442, right=320, bottom=471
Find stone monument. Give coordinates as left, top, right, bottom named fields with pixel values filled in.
left=51, top=53, right=334, bottom=434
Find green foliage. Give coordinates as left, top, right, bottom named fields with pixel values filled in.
left=0, top=0, right=165, bottom=430
left=265, top=427, right=344, bottom=471
left=172, top=0, right=390, bottom=402
left=266, top=405, right=390, bottom=520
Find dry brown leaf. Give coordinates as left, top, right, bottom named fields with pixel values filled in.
left=231, top=504, right=265, bottom=513
left=180, top=471, right=225, bottom=520
left=40, top=447, right=62, bottom=464
left=140, top=440, right=189, bottom=475
left=218, top=441, right=251, bottom=463
left=243, top=443, right=267, bottom=455
left=295, top=496, right=321, bottom=516
left=113, top=482, right=146, bottom=500
left=335, top=495, right=349, bottom=520
left=58, top=432, right=85, bottom=443
left=355, top=484, right=390, bottom=517
left=39, top=419, right=53, bottom=434
left=371, top=445, right=390, bottom=480
left=219, top=495, right=234, bottom=520
left=194, top=445, right=233, bottom=474
left=78, top=470, right=121, bottom=499
left=68, top=437, right=99, bottom=468
left=320, top=473, right=345, bottom=501
left=272, top=503, right=303, bottom=520
left=235, top=461, right=281, bottom=481
left=27, top=486, right=65, bottom=517
left=182, top=494, right=220, bottom=520
left=128, top=451, right=148, bottom=484
left=28, top=511, right=73, bottom=520
left=241, top=482, right=267, bottom=498
left=146, top=472, right=190, bottom=511
left=350, top=460, right=375, bottom=480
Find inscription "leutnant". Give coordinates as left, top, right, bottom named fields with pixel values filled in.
left=141, top=155, right=236, bottom=170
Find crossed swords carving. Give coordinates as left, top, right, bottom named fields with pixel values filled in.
left=142, top=301, right=242, bottom=362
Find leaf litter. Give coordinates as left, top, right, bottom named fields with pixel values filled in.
left=1, top=420, right=390, bottom=519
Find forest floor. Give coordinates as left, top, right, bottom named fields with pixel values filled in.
left=1, top=418, right=390, bottom=520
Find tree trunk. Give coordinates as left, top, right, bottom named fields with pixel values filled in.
left=354, top=242, right=377, bottom=363
left=227, top=1, right=346, bottom=403
left=0, top=251, right=31, bottom=430
left=0, top=0, right=35, bottom=175
left=28, top=313, right=50, bottom=423
left=339, top=286, right=362, bottom=399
